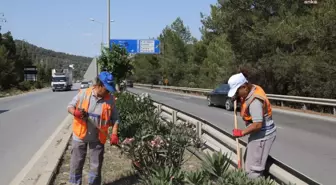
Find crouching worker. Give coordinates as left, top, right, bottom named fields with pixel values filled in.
left=227, top=72, right=276, bottom=179
left=67, top=71, right=120, bottom=185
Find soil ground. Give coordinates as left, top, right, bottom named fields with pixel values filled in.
left=51, top=140, right=202, bottom=185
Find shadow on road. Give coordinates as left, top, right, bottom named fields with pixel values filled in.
left=0, top=110, right=9, bottom=114
left=104, top=174, right=139, bottom=185
left=54, top=89, right=80, bottom=92
left=70, top=88, right=80, bottom=92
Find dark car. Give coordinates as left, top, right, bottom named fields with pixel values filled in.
left=206, top=83, right=240, bottom=111
left=126, top=80, right=133, bottom=87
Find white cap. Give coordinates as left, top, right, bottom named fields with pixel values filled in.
left=227, top=73, right=248, bottom=97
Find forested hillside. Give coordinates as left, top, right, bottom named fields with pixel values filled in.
left=0, top=31, right=92, bottom=91
left=15, top=39, right=92, bottom=81
left=132, top=0, right=336, bottom=99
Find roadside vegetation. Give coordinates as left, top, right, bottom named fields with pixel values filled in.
left=131, top=0, right=336, bottom=100
left=0, top=32, right=92, bottom=97
left=52, top=92, right=277, bottom=185
left=0, top=81, right=47, bottom=98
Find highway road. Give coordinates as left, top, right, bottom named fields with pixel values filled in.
left=129, top=87, right=336, bottom=185
left=0, top=85, right=79, bottom=185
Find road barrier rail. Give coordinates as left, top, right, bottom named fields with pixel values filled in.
left=134, top=83, right=336, bottom=115
left=128, top=91, right=321, bottom=185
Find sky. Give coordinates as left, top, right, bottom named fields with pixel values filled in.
left=1, top=0, right=217, bottom=57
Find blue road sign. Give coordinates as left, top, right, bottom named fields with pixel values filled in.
left=110, top=39, right=160, bottom=54
left=110, top=39, right=138, bottom=54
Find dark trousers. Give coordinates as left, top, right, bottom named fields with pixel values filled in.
left=69, top=139, right=104, bottom=185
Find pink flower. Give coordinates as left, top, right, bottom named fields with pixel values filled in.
left=122, top=137, right=135, bottom=144
left=150, top=140, right=156, bottom=147
left=133, top=161, right=141, bottom=168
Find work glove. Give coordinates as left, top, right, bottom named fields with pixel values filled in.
left=110, top=134, right=119, bottom=145
left=73, top=109, right=87, bottom=119
left=232, top=129, right=244, bottom=137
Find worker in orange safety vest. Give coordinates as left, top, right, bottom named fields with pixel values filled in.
left=67, top=71, right=120, bottom=185
left=227, top=71, right=277, bottom=179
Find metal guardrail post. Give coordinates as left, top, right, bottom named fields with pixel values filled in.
left=196, top=121, right=202, bottom=138
left=157, top=103, right=162, bottom=113
left=302, top=104, right=307, bottom=111
left=196, top=121, right=202, bottom=152
left=333, top=107, right=336, bottom=115
left=172, top=110, right=177, bottom=124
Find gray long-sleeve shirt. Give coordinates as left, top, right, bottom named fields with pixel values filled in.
left=68, top=88, right=120, bottom=142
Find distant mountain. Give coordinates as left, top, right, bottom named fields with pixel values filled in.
left=15, top=40, right=93, bottom=80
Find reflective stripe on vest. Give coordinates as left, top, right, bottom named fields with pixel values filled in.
left=240, top=85, right=274, bottom=131
left=72, top=87, right=113, bottom=144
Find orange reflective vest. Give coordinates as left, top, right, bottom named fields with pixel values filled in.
left=73, top=87, right=114, bottom=144
left=240, top=85, right=272, bottom=125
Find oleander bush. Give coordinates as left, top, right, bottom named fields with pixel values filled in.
left=114, top=92, right=281, bottom=185
left=116, top=92, right=202, bottom=174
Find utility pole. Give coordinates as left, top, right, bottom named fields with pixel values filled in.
left=107, top=0, right=111, bottom=50
left=89, top=18, right=104, bottom=76
left=0, top=13, right=7, bottom=32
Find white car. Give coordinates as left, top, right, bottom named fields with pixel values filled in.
left=80, top=81, right=90, bottom=89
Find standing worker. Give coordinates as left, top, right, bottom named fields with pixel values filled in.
left=67, top=71, right=120, bottom=185
left=227, top=71, right=276, bottom=179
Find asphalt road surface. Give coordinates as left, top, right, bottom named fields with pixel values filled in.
left=128, top=87, right=336, bottom=185
left=0, top=85, right=80, bottom=185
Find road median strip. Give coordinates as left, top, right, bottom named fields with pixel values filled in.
left=9, top=115, right=73, bottom=185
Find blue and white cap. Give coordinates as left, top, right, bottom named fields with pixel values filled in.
left=98, top=71, right=116, bottom=92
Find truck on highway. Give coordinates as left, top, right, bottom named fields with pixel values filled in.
left=51, top=65, right=74, bottom=92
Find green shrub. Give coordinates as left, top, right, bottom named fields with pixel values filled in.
left=34, top=80, right=44, bottom=89
left=115, top=92, right=160, bottom=141
left=18, top=81, right=33, bottom=91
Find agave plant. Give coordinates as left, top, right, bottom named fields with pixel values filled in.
left=138, top=166, right=185, bottom=185
left=214, top=169, right=276, bottom=185
left=184, top=170, right=209, bottom=185
left=201, top=151, right=232, bottom=179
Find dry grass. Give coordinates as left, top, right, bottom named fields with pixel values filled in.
left=51, top=140, right=202, bottom=185
left=0, top=87, right=48, bottom=98
left=0, top=88, right=25, bottom=98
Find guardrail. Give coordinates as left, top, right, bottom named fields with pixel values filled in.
left=128, top=91, right=321, bottom=185
left=134, top=83, right=336, bottom=115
